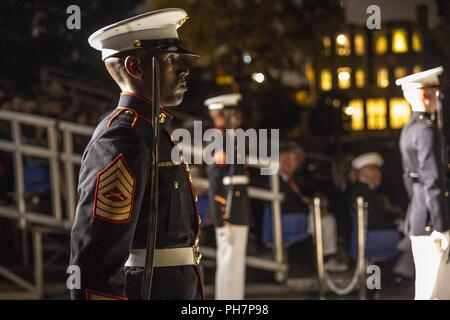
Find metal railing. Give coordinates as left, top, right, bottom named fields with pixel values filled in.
left=0, top=110, right=290, bottom=297
left=0, top=110, right=94, bottom=298
left=179, top=146, right=288, bottom=282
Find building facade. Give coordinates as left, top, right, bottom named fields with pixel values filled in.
left=311, top=7, right=430, bottom=136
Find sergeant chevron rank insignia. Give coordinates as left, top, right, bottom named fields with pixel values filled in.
left=93, top=154, right=135, bottom=223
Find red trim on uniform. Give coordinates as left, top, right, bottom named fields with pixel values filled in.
left=115, top=106, right=153, bottom=127
left=107, top=109, right=124, bottom=128
left=215, top=163, right=227, bottom=168
left=213, top=195, right=227, bottom=206
left=162, top=130, right=205, bottom=294
left=194, top=265, right=205, bottom=300
left=92, top=153, right=136, bottom=224
left=163, top=130, right=200, bottom=235
left=85, top=288, right=128, bottom=300
left=120, top=92, right=173, bottom=126
left=121, top=91, right=152, bottom=105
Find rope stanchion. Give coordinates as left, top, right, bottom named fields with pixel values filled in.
left=313, top=196, right=368, bottom=298
left=313, top=197, right=326, bottom=299
left=356, top=196, right=367, bottom=300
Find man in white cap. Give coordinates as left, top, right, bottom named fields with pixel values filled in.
left=349, top=152, right=402, bottom=231
left=204, top=93, right=250, bottom=299
left=70, top=9, right=204, bottom=300
left=397, top=66, right=450, bottom=299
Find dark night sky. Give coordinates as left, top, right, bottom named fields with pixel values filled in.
left=345, top=0, right=438, bottom=26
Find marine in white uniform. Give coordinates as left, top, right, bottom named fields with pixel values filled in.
left=397, top=66, right=450, bottom=300
left=204, top=94, right=250, bottom=300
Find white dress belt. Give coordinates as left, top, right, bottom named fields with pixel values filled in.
left=125, top=246, right=200, bottom=268
left=223, top=175, right=250, bottom=186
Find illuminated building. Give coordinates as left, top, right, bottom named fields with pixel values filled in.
left=311, top=6, right=430, bottom=135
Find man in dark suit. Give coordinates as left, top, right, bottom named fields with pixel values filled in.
left=278, top=143, right=346, bottom=271
left=397, top=66, right=450, bottom=299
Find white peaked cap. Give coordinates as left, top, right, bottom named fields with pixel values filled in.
left=204, top=94, right=242, bottom=111
left=395, top=66, right=443, bottom=90
left=352, top=152, right=384, bottom=170
left=88, top=8, right=196, bottom=60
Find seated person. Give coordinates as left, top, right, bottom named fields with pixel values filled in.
left=307, top=196, right=348, bottom=272
left=278, top=143, right=310, bottom=215
left=348, top=152, right=401, bottom=230
left=348, top=153, right=414, bottom=282
left=279, top=142, right=347, bottom=272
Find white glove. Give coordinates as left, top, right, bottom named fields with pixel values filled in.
left=431, top=230, right=450, bottom=253
left=394, top=219, right=405, bottom=233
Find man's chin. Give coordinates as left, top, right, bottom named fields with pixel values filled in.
left=162, top=95, right=184, bottom=108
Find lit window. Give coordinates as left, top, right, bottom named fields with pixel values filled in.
left=354, top=34, right=365, bottom=55
left=392, top=28, right=408, bottom=53
left=346, top=99, right=364, bottom=131
left=394, top=67, right=407, bottom=80
left=336, top=33, right=351, bottom=56
left=323, top=36, right=331, bottom=56
left=355, top=69, right=365, bottom=88
left=413, top=65, right=422, bottom=74
left=337, top=67, right=351, bottom=89
left=366, top=98, right=387, bottom=130
left=377, top=68, right=389, bottom=88
left=305, top=62, right=315, bottom=91
left=295, top=90, right=310, bottom=104
left=375, top=31, right=387, bottom=54
left=320, top=69, right=332, bottom=91
left=389, top=98, right=411, bottom=129
left=412, top=31, right=422, bottom=52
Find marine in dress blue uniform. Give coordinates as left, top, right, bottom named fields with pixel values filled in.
left=69, top=9, right=204, bottom=300
left=397, top=66, right=450, bottom=299
left=204, top=94, right=250, bottom=299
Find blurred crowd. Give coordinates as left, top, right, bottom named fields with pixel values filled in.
left=194, top=142, right=414, bottom=288
left=0, top=89, right=108, bottom=127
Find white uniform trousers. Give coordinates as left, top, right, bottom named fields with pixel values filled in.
left=308, top=213, right=338, bottom=256
left=215, top=224, right=249, bottom=300
left=410, top=235, right=442, bottom=300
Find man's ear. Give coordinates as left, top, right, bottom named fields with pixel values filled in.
left=422, top=89, right=431, bottom=106
left=124, top=56, right=142, bottom=79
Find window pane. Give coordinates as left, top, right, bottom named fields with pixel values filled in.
left=323, top=36, right=332, bottom=56
left=321, top=69, right=332, bottom=91
left=394, top=67, right=407, bottom=80
left=389, top=98, right=411, bottom=129
left=392, top=28, right=408, bottom=53
left=375, top=31, right=387, bottom=54
left=366, top=98, right=387, bottom=130
left=377, top=68, right=389, bottom=88
left=336, top=33, right=351, bottom=56
left=337, top=67, right=351, bottom=89
left=354, top=34, right=365, bottom=55
left=413, top=65, right=422, bottom=74
left=412, top=31, right=422, bottom=52
left=346, top=99, right=364, bottom=130
left=355, top=69, right=365, bottom=88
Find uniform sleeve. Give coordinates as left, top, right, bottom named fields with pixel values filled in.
left=70, top=124, right=150, bottom=300
left=417, top=125, right=449, bottom=232
left=206, top=163, right=228, bottom=226
left=402, top=161, right=413, bottom=198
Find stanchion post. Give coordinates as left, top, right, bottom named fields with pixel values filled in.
left=356, top=196, right=367, bottom=300
left=313, top=197, right=326, bottom=299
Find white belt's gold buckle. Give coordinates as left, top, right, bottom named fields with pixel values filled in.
left=193, top=239, right=202, bottom=265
